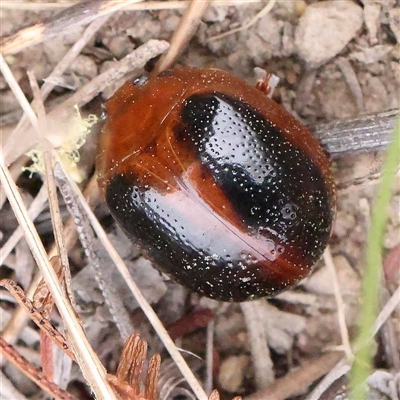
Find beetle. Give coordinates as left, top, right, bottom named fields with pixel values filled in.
left=97, top=67, right=335, bottom=302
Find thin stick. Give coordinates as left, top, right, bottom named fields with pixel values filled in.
left=153, top=0, right=210, bottom=74
left=0, top=184, right=48, bottom=266
left=336, top=57, right=364, bottom=112
left=26, top=71, right=66, bottom=261
left=1, top=177, right=99, bottom=347
left=53, top=161, right=208, bottom=400
left=323, top=247, right=352, bottom=361
left=54, top=163, right=134, bottom=341
left=3, top=16, right=110, bottom=165
left=306, top=357, right=350, bottom=400
left=0, top=279, right=76, bottom=361
left=0, top=156, right=117, bottom=400
left=1, top=272, right=43, bottom=346
left=0, top=0, right=261, bottom=11
left=306, top=277, right=400, bottom=400
left=0, top=337, right=79, bottom=400
left=0, top=0, right=143, bottom=55
left=0, top=55, right=118, bottom=400
left=27, top=69, right=75, bottom=306
left=51, top=39, right=169, bottom=111
left=372, top=284, right=400, bottom=338
left=204, top=318, right=215, bottom=394
left=246, top=351, right=345, bottom=400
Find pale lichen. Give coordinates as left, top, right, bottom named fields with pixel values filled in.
left=24, top=105, right=98, bottom=182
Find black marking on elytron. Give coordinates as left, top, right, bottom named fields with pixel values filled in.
left=180, top=93, right=333, bottom=263
left=106, top=174, right=288, bottom=302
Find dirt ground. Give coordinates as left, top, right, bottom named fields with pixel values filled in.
left=0, top=1, right=399, bottom=399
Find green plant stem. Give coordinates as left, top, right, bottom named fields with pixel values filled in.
left=349, top=113, right=400, bottom=398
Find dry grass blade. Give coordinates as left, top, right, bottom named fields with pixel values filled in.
left=153, top=0, right=210, bottom=74
left=0, top=337, right=79, bottom=400
left=204, top=318, right=215, bottom=394
left=0, top=56, right=39, bottom=130
left=3, top=39, right=169, bottom=167
left=0, top=55, right=117, bottom=399
left=50, top=39, right=169, bottom=111
left=1, top=272, right=43, bottom=345
left=324, top=247, right=352, bottom=361
left=0, top=184, right=48, bottom=265
left=305, top=272, right=400, bottom=399
left=0, top=0, right=263, bottom=11
left=0, top=279, right=75, bottom=361
left=27, top=69, right=76, bottom=307
left=54, top=163, right=134, bottom=341
left=2, top=15, right=110, bottom=166
left=1, top=177, right=99, bottom=348
left=372, top=283, right=400, bottom=337
left=313, top=109, right=398, bottom=158
left=33, top=256, right=63, bottom=316
left=0, top=0, right=144, bottom=55
left=245, top=351, right=345, bottom=400
left=306, top=358, right=350, bottom=400
left=53, top=160, right=208, bottom=399
left=0, top=159, right=117, bottom=399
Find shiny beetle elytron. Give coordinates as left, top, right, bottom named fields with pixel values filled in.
left=97, top=67, right=335, bottom=302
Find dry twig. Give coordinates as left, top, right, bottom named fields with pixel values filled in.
left=0, top=336, right=79, bottom=400
left=0, top=53, right=117, bottom=399
left=324, top=247, right=352, bottom=361
left=153, top=0, right=210, bottom=74
left=0, top=0, right=143, bottom=55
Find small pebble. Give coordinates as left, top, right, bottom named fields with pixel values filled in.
left=218, top=355, right=250, bottom=392
left=295, top=1, right=363, bottom=67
